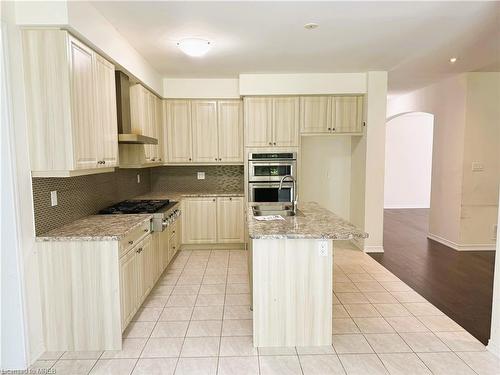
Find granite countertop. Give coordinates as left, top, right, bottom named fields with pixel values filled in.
left=247, top=201, right=368, bottom=240
left=36, top=214, right=153, bottom=242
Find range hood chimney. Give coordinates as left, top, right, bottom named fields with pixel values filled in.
left=115, top=71, right=158, bottom=145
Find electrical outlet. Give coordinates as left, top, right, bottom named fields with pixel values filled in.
left=50, top=191, right=58, bottom=206
left=318, top=240, right=328, bottom=257
left=472, top=162, right=484, bottom=172
left=197, top=172, right=205, bottom=180
left=137, top=174, right=141, bottom=183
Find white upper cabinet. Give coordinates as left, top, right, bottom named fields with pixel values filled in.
left=300, top=96, right=330, bottom=133
left=165, top=100, right=193, bottom=162
left=217, top=100, right=243, bottom=162
left=22, top=30, right=119, bottom=177
left=331, top=96, right=364, bottom=133
left=191, top=100, right=219, bottom=162
left=244, top=97, right=299, bottom=147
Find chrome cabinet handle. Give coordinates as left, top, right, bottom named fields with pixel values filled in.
left=214, top=158, right=218, bottom=161
left=144, top=229, right=148, bottom=232
left=273, top=142, right=276, bottom=145
left=128, top=240, right=134, bottom=245
left=229, top=197, right=232, bottom=201
left=268, top=142, right=272, bottom=145
left=136, top=247, right=143, bottom=253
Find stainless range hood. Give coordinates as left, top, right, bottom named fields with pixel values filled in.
left=115, top=71, right=158, bottom=145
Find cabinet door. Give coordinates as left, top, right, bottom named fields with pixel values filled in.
left=136, top=236, right=153, bottom=305
left=68, top=36, right=99, bottom=169
left=273, top=97, right=299, bottom=147
left=151, top=232, right=161, bottom=283
left=182, top=198, right=217, bottom=244
left=331, top=96, right=364, bottom=133
left=217, top=197, right=244, bottom=243
left=218, top=100, right=243, bottom=162
left=156, top=97, right=164, bottom=163
left=165, top=100, right=192, bottom=162
left=300, top=96, right=330, bottom=134
left=120, top=249, right=138, bottom=330
left=94, top=53, right=118, bottom=167
left=146, top=92, right=159, bottom=162
left=159, top=227, right=170, bottom=271
left=244, top=97, right=272, bottom=147
left=191, top=100, right=218, bottom=162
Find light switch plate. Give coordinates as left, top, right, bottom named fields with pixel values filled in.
left=137, top=174, right=141, bottom=183
left=197, top=172, right=205, bottom=180
left=318, top=240, right=328, bottom=257
left=50, top=191, right=58, bottom=206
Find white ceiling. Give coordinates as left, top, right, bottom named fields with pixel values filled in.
left=92, top=1, right=500, bottom=94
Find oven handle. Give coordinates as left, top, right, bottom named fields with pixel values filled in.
left=248, top=182, right=294, bottom=188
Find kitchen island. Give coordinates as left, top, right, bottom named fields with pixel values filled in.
left=247, top=202, right=367, bottom=347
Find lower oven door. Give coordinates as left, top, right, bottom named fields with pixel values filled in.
left=248, top=182, right=294, bottom=202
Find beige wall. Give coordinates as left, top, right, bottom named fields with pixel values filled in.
left=387, top=73, right=499, bottom=250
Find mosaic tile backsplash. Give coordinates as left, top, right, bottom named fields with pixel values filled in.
left=32, top=169, right=151, bottom=235
left=151, top=165, right=244, bottom=194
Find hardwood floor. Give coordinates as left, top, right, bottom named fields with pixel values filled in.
left=370, top=209, right=496, bottom=345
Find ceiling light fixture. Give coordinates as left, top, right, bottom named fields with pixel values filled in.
left=304, top=23, right=319, bottom=30
left=449, top=57, right=458, bottom=63
left=177, top=38, right=211, bottom=57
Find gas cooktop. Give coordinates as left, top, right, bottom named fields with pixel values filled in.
left=98, top=199, right=176, bottom=215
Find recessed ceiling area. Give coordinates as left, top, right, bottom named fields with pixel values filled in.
left=91, top=1, right=500, bottom=94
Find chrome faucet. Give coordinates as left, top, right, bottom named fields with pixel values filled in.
left=279, top=175, right=297, bottom=215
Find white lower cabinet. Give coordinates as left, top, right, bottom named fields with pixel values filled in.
left=182, top=196, right=245, bottom=245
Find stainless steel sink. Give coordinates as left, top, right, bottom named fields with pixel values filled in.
left=252, top=204, right=303, bottom=217
left=253, top=204, right=293, bottom=212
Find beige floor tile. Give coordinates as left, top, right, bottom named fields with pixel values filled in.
left=204, top=267, right=228, bottom=276
left=187, top=320, right=222, bottom=337
left=353, top=317, right=395, bottom=334
left=89, top=359, right=137, bottom=375
left=417, top=352, right=476, bottom=375
left=175, top=357, right=218, bottom=375
left=61, top=351, right=103, bottom=360
left=399, top=332, right=450, bottom=352
left=167, top=295, right=197, bottom=307
left=102, top=338, right=148, bottom=359
left=334, top=272, right=351, bottom=282
left=333, top=294, right=341, bottom=305
left=198, top=284, right=226, bottom=295
left=373, top=304, right=411, bottom=317
left=220, top=336, right=257, bottom=356
left=202, top=274, right=227, bottom=285
left=378, top=353, right=431, bottom=375
left=226, top=284, right=250, bottom=294
left=172, top=285, right=201, bottom=295
left=191, top=306, right=224, bottom=321
left=347, top=273, right=375, bottom=282
left=380, top=281, right=412, bottom=292
left=296, top=345, right=335, bottom=355
left=141, top=338, right=183, bottom=358
left=391, top=291, right=426, bottom=303
left=403, top=302, right=444, bottom=316
left=177, top=276, right=203, bottom=286
left=222, top=319, right=253, bottom=336
left=364, top=334, right=412, bottom=353
left=132, top=358, right=176, bottom=375
left=160, top=275, right=180, bottom=286
left=228, top=267, right=248, bottom=275
left=363, top=292, right=399, bottom=304
left=195, top=294, right=225, bottom=306
left=344, top=304, right=381, bottom=318
left=141, top=295, right=169, bottom=308
left=354, top=281, right=386, bottom=292
left=333, top=305, right=350, bottom=318
left=151, top=285, right=175, bottom=296
left=180, top=337, right=220, bottom=357
left=332, top=334, right=373, bottom=354
left=218, top=356, right=259, bottom=375
left=336, top=292, right=370, bottom=304
left=333, top=282, right=360, bottom=293
left=370, top=273, right=400, bottom=282
left=159, top=307, right=193, bottom=321
left=435, top=331, right=486, bottom=352
left=52, top=359, right=97, bottom=375
left=332, top=318, right=361, bottom=334
left=456, top=351, right=500, bottom=375
left=338, top=353, right=389, bottom=374
left=38, top=351, right=65, bottom=360
left=132, top=308, right=163, bottom=322
left=227, top=274, right=249, bottom=283
left=225, top=294, right=251, bottom=306
left=418, top=315, right=465, bottom=332
left=29, top=360, right=56, bottom=370
left=258, top=347, right=297, bottom=356
left=299, top=354, right=345, bottom=375
left=385, top=316, right=429, bottom=333
left=152, top=321, right=189, bottom=338
left=123, top=322, right=156, bottom=338
left=259, top=355, right=302, bottom=375
left=223, top=305, right=253, bottom=320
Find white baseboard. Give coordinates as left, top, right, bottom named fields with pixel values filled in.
left=384, top=204, right=430, bottom=209
left=427, top=233, right=495, bottom=251
left=364, top=245, right=385, bottom=253
left=487, top=339, right=500, bottom=358
left=180, top=243, right=246, bottom=251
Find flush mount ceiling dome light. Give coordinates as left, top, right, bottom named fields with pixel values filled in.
left=177, top=38, right=211, bottom=57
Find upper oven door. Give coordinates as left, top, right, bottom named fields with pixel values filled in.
left=248, top=161, right=297, bottom=182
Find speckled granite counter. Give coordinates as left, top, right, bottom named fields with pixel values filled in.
left=247, top=202, right=368, bottom=240
left=36, top=214, right=152, bottom=242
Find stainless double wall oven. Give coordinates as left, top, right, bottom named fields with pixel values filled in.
left=248, top=152, right=297, bottom=202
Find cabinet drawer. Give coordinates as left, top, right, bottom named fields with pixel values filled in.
left=119, top=220, right=151, bottom=258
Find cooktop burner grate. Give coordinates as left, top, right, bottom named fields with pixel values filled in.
left=98, top=200, right=171, bottom=214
